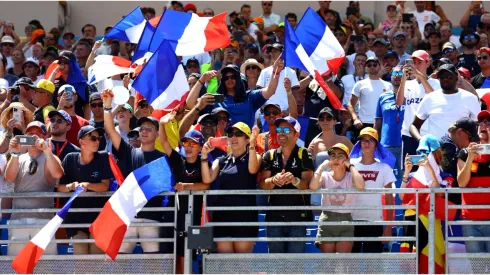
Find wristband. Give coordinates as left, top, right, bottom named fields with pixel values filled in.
left=103, top=106, right=112, bottom=111
left=249, top=146, right=255, bottom=150
left=201, top=158, right=208, bottom=163
left=198, top=79, right=204, bottom=85
left=10, top=152, right=20, bottom=156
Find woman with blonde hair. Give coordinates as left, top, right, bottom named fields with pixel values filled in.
left=0, top=102, right=33, bottom=154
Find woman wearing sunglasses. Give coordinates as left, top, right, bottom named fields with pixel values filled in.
left=201, top=122, right=261, bottom=253
left=309, top=143, right=364, bottom=253
left=57, top=126, right=112, bottom=254
left=240, top=58, right=264, bottom=90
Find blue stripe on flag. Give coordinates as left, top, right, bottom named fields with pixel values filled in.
left=294, top=7, right=325, bottom=57
left=105, top=6, right=145, bottom=42
left=132, top=21, right=156, bottom=64
left=283, top=18, right=308, bottom=73
left=57, top=186, right=84, bottom=219
left=297, top=116, right=310, bottom=142
left=149, top=9, right=192, bottom=53
left=132, top=157, right=174, bottom=201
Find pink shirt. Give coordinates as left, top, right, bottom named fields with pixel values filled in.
left=320, top=172, right=357, bottom=213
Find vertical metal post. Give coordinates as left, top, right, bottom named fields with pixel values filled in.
left=428, top=191, right=435, bottom=275
left=184, top=193, right=194, bottom=274
left=173, top=194, right=178, bottom=274
left=445, top=190, right=449, bottom=274
left=415, top=190, right=419, bottom=275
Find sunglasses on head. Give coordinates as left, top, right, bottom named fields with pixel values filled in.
left=139, top=125, right=155, bottom=132
left=392, top=71, right=403, bottom=77
left=90, top=102, right=103, bottom=108
left=464, top=35, right=476, bottom=40
left=227, top=131, right=245, bottom=138
left=85, top=135, right=102, bottom=142
left=29, top=159, right=38, bottom=175
left=276, top=127, right=292, bottom=134
left=223, top=75, right=236, bottom=81
left=442, top=48, right=455, bottom=54
left=264, top=110, right=280, bottom=116
left=201, top=120, right=217, bottom=127
left=49, top=117, right=65, bottom=124
left=318, top=115, right=334, bottom=122
left=183, top=141, right=200, bottom=148
left=478, top=55, right=489, bottom=61
left=128, top=135, right=139, bottom=141
left=246, top=65, right=259, bottom=71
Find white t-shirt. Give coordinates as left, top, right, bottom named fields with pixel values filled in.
left=352, top=78, right=393, bottom=124
left=346, top=51, right=375, bottom=75
left=410, top=10, right=441, bottom=39
left=182, top=52, right=211, bottom=66
left=6, top=56, right=13, bottom=70
left=351, top=160, right=396, bottom=221
left=340, top=74, right=368, bottom=107
left=94, top=43, right=112, bottom=56
left=247, top=24, right=259, bottom=42
left=401, top=78, right=441, bottom=137
left=257, top=66, right=299, bottom=111
left=416, top=89, right=480, bottom=139
left=261, top=13, right=281, bottom=28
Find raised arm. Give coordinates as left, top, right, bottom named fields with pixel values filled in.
left=310, top=160, right=329, bottom=190
left=200, top=140, right=220, bottom=184
left=248, top=126, right=262, bottom=174
left=101, top=89, right=122, bottom=151
left=159, top=111, right=177, bottom=157
left=261, top=57, right=283, bottom=99
left=457, top=144, right=478, bottom=187
left=4, top=137, right=21, bottom=183
left=37, top=137, right=64, bottom=181
left=284, top=77, right=298, bottom=118
left=179, top=94, right=215, bottom=138
left=185, top=71, right=217, bottom=109
left=85, top=40, right=102, bottom=69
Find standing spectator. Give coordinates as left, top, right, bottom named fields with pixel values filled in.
left=47, top=110, right=80, bottom=162
left=458, top=29, right=481, bottom=77
left=424, top=1, right=448, bottom=23
left=81, top=24, right=96, bottom=38
left=375, top=65, right=405, bottom=173
left=351, top=127, right=395, bottom=253
left=378, top=4, right=398, bottom=36
left=303, top=73, right=344, bottom=118
left=0, top=102, right=33, bottom=154
left=345, top=36, right=375, bottom=75
left=1, top=36, right=16, bottom=70
left=62, top=32, right=75, bottom=51
left=410, top=64, right=480, bottom=140
left=57, top=126, right=111, bottom=254
left=75, top=42, right=91, bottom=69
left=471, top=47, right=490, bottom=89
left=381, top=51, right=400, bottom=81
left=440, top=24, right=462, bottom=50
left=56, top=84, right=89, bottom=147
left=460, top=1, right=486, bottom=31
left=317, top=1, right=341, bottom=27
left=286, top=13, right=298, bottom=29
left=426, top=31, right=442, bottom=65
left=349, top=57, right=393, bottom=135
left=256, top=103, right=282, bottom=154
left=391, top=32, right=411, bottom=64
left=324, top=10, right=339, bottom=31
left=127, top=127, right=140, bottom=148
left=309, top=143, right=364, bottom=253
left=441, top=42, right=460, bottom=67
left=202, top=8, right=214, bottom=17
left=171, top=1, right=184, bottom=11
left=43, top=32, right=61, bottom=50
left=105, top=103, right=133, bottom=153
left=396, top=50, right=440, bottom=157
left=260, top=116, right=314, bottom=253
left=341, top=53, right=367, bottom=108
left=184, top=3, right=197, bottom=13
left=201, top=123, right=261, bottom=253
left=87, top=92, right=108, bottom=151
left=212, top=107, right=229, bottom=137
left=479, top=31, right=489, bottom=48
left=141, top=7, right=156, bottom=19
left=410, top=1, right=440, bottom=39
left=347, top=1, right=373, bottom=25
left=5, top=121, right=63, bottom=256
left=261, top=1, right=281, bottom=33
left=32, top=79, right=56, bottom=123
left=478, top=111, right=490, bottom=143
left=185, top=58, right=200, bottom=75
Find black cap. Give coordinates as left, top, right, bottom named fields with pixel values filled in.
left=432, top=57, right=452, bottom=68
left=246, top=43, right=259, bottom=52
left=265, top=36, right=277, bottom=44
left=59, top=50, right=76, bottom=61
left=211, top=107, right=229, bottom=116
left=263, top=103, right=281, bottom=112
left=77, top=125, right=105, bottom=140
left=221, top=64, right=239, bottom=76
left=459, top=28, right=480, bottom=44
left=89, top=92, right=102, bottom=103
left=137, top=116, right=159, bottom=130
left=318, top=107, right=338, bottom=120
left=437, top=64, right=458, bottom=76
left=186, top=58, right=199, bottom=66
left=428, top=30, right=441, bottom=38
left=266, top=43, right=284, bottom=53
left=43, top=51, right=59, bottom=60
left=450, top=118, right=479, bottom=142
left=14, top=77, right=35, bottom=88
left=197, top=113, right=218, bottom=123
left=128, top=127, right=140, bottom=136
left=373, top=38, right=388, bottom=46
left=229, top=11, right=238, bottom=17
left=384, top=50, right=399, bottom=59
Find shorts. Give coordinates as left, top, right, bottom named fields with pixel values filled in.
left=315, top=211, right=354, bottom=247
left=119, top=218, right=160, bottom=253
left=213, top=210, right=258, bottom=238
left=8, top=218, right=57, bottom=256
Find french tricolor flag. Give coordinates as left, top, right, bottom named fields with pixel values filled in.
left=90, top=157, right=174, bottom=260
left=132, top=39, right=189, bottom=116
left=105, top=7, right=148, bottom=44
left=11, top=186, right=84, bottom=274
left=150, top=9, right=230, bottom=56
left=88, top=55, right=134, bottom=85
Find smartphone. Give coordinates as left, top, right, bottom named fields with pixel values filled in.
left=17, top=135, right=37, bottom=146
left=476, top=144, right=490, bottom=155
left=64, top=86, right=74, bottom=103
left=213, top=94, right=225, bottom=103
left=408, top=155, right=426, bottom=165
left=351, top=35, right=363, bottom=42
left=12, top=107, right=22, bottom=123
left=209, top=137, right=228, bottom=148
left=346, top=7, right=357, bottom=17
left=402, top=13, right=414, bottom=23
left=405, top=59, right=414, bottom=66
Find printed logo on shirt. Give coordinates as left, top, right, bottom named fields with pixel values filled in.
left=291, top=158, right=297, bottom=168
left=359, top=171, right=379, bottom=182
left=406, top=98, right=423, bottom=105
left=385, top=105, right=406, bottom=111
left=91, top=171, right=99, bottom=179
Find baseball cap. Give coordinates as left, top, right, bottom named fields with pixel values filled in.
left=318, top=107, right=337, bottom=120
left=23, top=57, right=40, bottom=67
left=437, top=64, right=458, bottom=76
left=458, top=67, right=471, bottom=80
left=252, top=16, right=265, bottom=25
left=48, top=110, right=72, bottom=124
left=274, top=116, right=301, bottom=133
left=89, top=92, right=102, bottom=103
left=265, top=36, right=277, bottom=44
left=384, top=50, right=399, bottom=59
left=246, top=43, right=259, bottom=52
left=266, top=43, right=284, bottom=53
left=186, top=58, right=199, bottom=66
left=432, top=57, right=452, bottom=68
left=26, top=121, right=47, bottom=135
left=14, top=77, right=35, bottom=88
left=393, top=31, right=406, bottom=39
left=59, top=50, right=76, bottom=61
left=442, top=42, right=456, bottom=50
left=428, top=30, right=441, bottom=38
left=128, top=127, right=140, bottom=137
left=229, top=11, right=238, bottom=17
left=36, top=79, right=55, bottom=93
left=478, top=110, right=490, bottom=121
left=226, top=122, right=251, bottom=138
left=1, top=36, right=14, bottom=45
left=115, top=103, right=133, bottom=114
left=411, top=50, right=430, bottom=62
left=263, top=103, right=281, bottom=112
left=373, top=38, right=388, bottom=46
left=43, top=51, right=59, bottom=60
left=358, top=127, right=379, bottom=141
left=62, top=32, right=75, bottom=38
left=211, top=107, right=229, bottom=116
left=137, top=116, right=159, bottom=130
left=77, top=125, right=104, bottom=140
left=449, top=117, right=479, bottom=141
left=416, top=134, right=441, bottom=153
left=197, top=113, right=218, bottom=124
left=366, top=56, right=380, bottom=64
left=328, top=143, right=350, bottom=156
left=181, top=129, right=205, bottom=146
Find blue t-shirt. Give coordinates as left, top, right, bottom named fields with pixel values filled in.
left=215, top=89, right=267, bottom=128
left=375, top=92, right=404, bottom=147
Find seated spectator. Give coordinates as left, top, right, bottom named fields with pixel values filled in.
left=460, top=1, right=486, bottom=31
left=309, top=143, right=364, bottom=253
left=5, top=121, right=63, bottom=256
left=390, top=32, right=411, bottom=64
left=439, top=22, right=462, bottom=49
left=243, top=44, right=261, bottom=63
left=347, top=1, right=373, bottom=25
left=441, top=42, right=460, bottom=67
left=381, top=51, right=400, bottom=81
left=201, top=123, right=261, bottom=253
left=324, top=9, right=339, bottom=31
left=2, top=36, right=16, bottom=70
left=286, top=12, right=298, bottom=29
left=62, top=32, right=75, bottom=51
left=211, top=107, right=229, bottom=137
left=480, top=31, right=489, bottom=48
left=32, top=79, right=56, bottom=124
left=459, top=28, right=481, bottom=77
left=345, top=36, right=375, bottom=75
left=471, top=47, right=490, bottom=89
left=56, top=84, right=89, bottom=147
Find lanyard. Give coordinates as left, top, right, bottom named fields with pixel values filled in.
left=49, top=139, right=68, bottom=157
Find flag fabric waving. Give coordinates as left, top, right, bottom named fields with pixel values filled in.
left=88, top=55, right=134, bottom=85
left=11, top=186, right=84, bottom=274
left=294, top=7, right=345, bottom=75
left=89, top=157, right=174, bottom=260
left=105, top=6, right=147, bottom=44
left=132, top=40, right=190, bottom=113
left=150, top=10, right=230, bottom=56
left=283, top=19, right=344, bottom=111
left=131, top=21, right=157, bottom=64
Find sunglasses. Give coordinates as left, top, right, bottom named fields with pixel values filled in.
left=216, top=115, right=229, bottom=122
left=128, top=135, right=139, bottom=141
left=479, top=121, right=490, bottom=126
left=90, top=102, right=103, bottom=108
left=318, top=115, right=334, bottom=122
left=139, top=125, right=155, bottom=132
left=360, top=138, right=376, bottom=144
left=276, top=127, right=292, bottom=134
left=203, top=12, right=213, bottom=16
left=138, top=103, right=149, bottom=108
left=187, top=64, right=199, bottom=69
left=442, top=48, right=455, bottom=54
left=201, top=120, right=218, bottom=127
left=478, top=55, right=489, bottom=61
left=264, top=110, right=280, bottom=116
left=366, top=63, right=378, bottom=68
left=464, top=35, right=476, bottom=40
left=262, top=3, right=272, bottom=6
left=49, top=117, right=65, bottom=124
left=223, top=75, right=236, bottom=81
left=85, top=135, right=103, bottom=142
left=58, top=61, right=70, bottom=65
left=183, top=141, right=200, bottom=148
left=29, top=159, right=38, bottom=175
left=392, top=71, right=403, bottom=77
left=246, top=65, right=259, bottom=70
left=394, top=36, right=405, bottom=41
left=227, top=131, right=245, bottom=138
left=2, top=43, right=13, bottom=47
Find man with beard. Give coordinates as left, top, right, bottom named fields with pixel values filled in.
left=471, top=47, right=490, bottom=90
left=458, top=29, right=481, bottom=77
left=56, top=84, right=89, bottom=147
left=441, top=42, right=460, bottom=67
left=47, top=110, right=80, bottom=162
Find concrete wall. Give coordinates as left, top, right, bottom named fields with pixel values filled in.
left=0, top=1, right=476, bottom=38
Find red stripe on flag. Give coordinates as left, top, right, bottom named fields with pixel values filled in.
left=313, top=70, right=345, bottom=111
left=150, top=91, right=190, bottom=121
left=89, top=202, right=128, bottom=260
left=108, top=153, right=124, bottom=186
left=11, top=241, right=44, bottom=274
left=111, top=56, right=132, bottom=68
left=326, top=56, right=346, bottom=76
left=203, top=13, right=231, bottom=52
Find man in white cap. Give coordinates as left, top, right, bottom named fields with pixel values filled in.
left=1, top=36, right=15, bottom=70
left=22, top=57, right=42, bottom=85
left=56, top=84, right=89, bottom=147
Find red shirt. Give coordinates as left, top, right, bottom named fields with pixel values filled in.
left=66, top=115, right=89, bottom=147
left=459, top=152, right=490, bottom=220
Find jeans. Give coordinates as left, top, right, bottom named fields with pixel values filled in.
left=462, top=222, right=490, bottom=253
left=267, top=225, right=306, bottom=253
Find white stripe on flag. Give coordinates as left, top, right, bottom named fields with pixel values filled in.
left=108, top=173, right=148, bottom=225
left=125, top=20, right=147, bottom=44
left=30, top=215, right=63, bottom=249
left=150, top=64, right=189, bottom=109
left=175, top=15, right=208, bottom=56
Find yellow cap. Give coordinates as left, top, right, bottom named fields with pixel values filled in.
left=358, top=127, right=379, bottom=141
left=36, top=79, right=55, bottom=93
left=227, top=122, right=251, bottom=138
left=328, top=143, right=350, bottom=156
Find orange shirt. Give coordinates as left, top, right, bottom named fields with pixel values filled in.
left=256, top=131, right=280, bottom=154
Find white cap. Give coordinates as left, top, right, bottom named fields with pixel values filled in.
left=1, top=36, right=14, bottom=44
left=59, top=84, right=76, bottom=95
left=0, top=78, right=8, bottom=90
left=23, top=57, right=40, bottom=67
